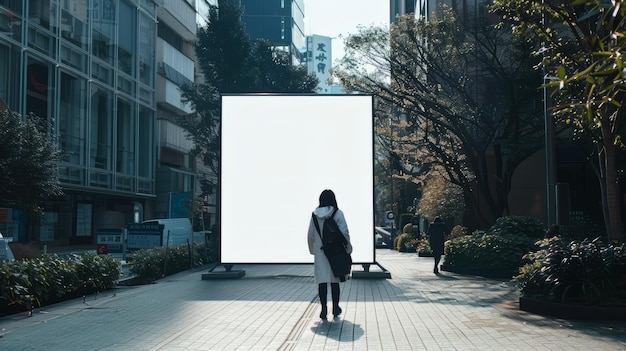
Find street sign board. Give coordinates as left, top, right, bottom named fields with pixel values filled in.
left=126, top=223, right=163, bottom=249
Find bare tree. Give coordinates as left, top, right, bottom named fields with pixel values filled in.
left=334, top=5, right=545, bottom=228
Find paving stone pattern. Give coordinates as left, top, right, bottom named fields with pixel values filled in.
left=0, top=249, right=625, bottom=350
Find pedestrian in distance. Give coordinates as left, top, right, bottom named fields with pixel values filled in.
left=308, top=189, right=353, bottom=320
left=427, top=216, right=446, bottom=274
left=545, top=224, right=560, bottom=239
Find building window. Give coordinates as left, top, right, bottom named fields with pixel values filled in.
left=25, top=58, right=54, bottom=121
left=138, top=12, right=154, bottom=86
left=90, top=85, right=112, bottom=170
left=117, top=0, right=136, bottom=76
left=60, top=0, right=88, bottom=49
left=28, top=0, right=55, bottom=31
left=116, top=98, right=135, bottom=175
left=59, top=71, right=86, bottom=165
left=138, top=105, right=153, bottom=178
left=91, top=0, right=116, bottom=65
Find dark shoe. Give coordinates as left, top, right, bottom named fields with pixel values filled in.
left=320, top=306, right=327, bottom=320
left=333, top=306, right=342, bottom=317
left=434, top=267, right=439, bottom=274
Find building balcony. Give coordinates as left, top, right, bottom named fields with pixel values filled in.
left=156, top=76, right=193, bottom=115
left=157, top=38, right=194, bottom=83
left=158, top=118, right=193, bottom=154
left=156, top=0, right=196, bottom=40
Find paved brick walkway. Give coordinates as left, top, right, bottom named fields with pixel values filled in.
left=0, top=249, right=625, bottom=350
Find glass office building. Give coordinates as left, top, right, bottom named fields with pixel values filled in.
left=0, top=0, right=157, bottom=243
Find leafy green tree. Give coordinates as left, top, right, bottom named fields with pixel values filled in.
left=182, top=0, right=318, bottom=197
left=0, top=110, right=63, bottom=218
left=334, top=5, right=544, bottom=229
left=194, top=0, right=255, bottom=94
left=250, top=39, right=319, bottom=93
left=491, top=0, right=626, bottom=243
left=182, top=0, right=252, bottom=198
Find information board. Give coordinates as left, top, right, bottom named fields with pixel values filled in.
left=97, top=228, right=123, bottom=254
left=126, top=223, right=163, bottom=249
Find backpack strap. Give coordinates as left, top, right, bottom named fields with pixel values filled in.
left=312, top=208, right=343, bottom=240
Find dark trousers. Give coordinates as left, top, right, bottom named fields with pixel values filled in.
left=318, top=283, right=340, bottom=310
left=434, top=254, right=442, bottom=271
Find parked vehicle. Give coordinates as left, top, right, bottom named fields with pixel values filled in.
left=375, top=227, right=392, bottom=248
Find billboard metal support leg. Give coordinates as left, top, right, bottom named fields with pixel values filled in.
left=351, top=262, right=391, bottom=279
left=202, top=263, right=245, bottom=279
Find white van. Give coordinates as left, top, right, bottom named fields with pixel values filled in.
left=142, top=218, right=192, bottom=247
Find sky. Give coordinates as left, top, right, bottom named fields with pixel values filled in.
left=303, top=0, right=390, bottom=65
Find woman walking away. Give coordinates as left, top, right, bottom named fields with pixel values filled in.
left=428, top=216, right=446, bottom=274
left=308, top=189, right=353, bottom=320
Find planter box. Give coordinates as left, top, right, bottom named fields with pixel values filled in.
left=519, top=296, right=626, bottom=321
left=417, top=252, right=433, bottom=257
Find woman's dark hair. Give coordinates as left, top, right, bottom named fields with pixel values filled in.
left=319, top=189, right=338, bottom=208
left=433, top=216, right=442, bottom=223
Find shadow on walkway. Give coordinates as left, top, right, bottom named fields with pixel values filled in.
left=312, top=318, right=365, bottom=342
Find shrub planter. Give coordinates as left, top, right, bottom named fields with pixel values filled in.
left=519, top=296, right=626, bottom=321
left=440, top=264, right=517, bottom=279
left=417, top=252, right=433, bottom=257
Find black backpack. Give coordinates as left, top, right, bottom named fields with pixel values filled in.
left=314, top=208, right=344, bottom=254
left=312, top=208, right=352, bottom=280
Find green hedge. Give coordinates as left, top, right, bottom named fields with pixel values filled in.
left=442, top=216, right=541, bottom=276
left=129, top=242, right=215, bottom=283
left=486, top=215, right=544, bottom=239
left=444, top=233, right=535, bottom=271
left=0, top=253, right=121, bottom=316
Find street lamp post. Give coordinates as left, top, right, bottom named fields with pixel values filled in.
left=544, top=73, right=558, bottom=227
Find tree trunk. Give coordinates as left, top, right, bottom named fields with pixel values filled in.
left=602, top=135, right=624, bottom=243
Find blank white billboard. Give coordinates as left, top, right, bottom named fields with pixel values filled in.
left=221, top=94, right=374, bottom=264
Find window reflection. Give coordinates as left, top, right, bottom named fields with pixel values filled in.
left=139, top=13, right=154, bottom=86
left=59, top=71, right=86, bottom=165
left=118, top=0, right=135, bottom=76
left=91, top=0, right=115, bottom=64
left=28, top=0, right=55, bottom=31
left=138, top=106, right=152, bottom=178
left=26, top=59, right=53, bottom=120
left=61, top=0, right=87, bottom=49
left=90, top=85, right=112, bottom=170
left=116, top=98, right=135, bottom=175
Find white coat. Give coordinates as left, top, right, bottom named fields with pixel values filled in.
left=308, top=206, right=353, bottom=284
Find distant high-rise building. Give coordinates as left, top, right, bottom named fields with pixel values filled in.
left=240, top=0, right=305, bottom=64
left=391, top=0, right=416, bottom=21
left=391, top=0, right=486, bottom=23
